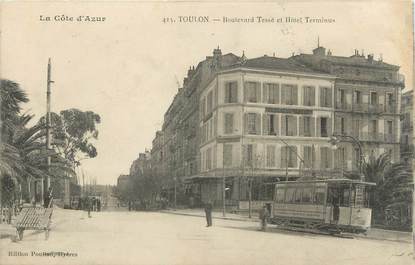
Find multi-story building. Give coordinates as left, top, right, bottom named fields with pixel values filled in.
left=400, top=90, right=413, bottom=165
left=292, top=46, right=403, bottom=167
left=147, top=46, right=404, bottom=208
left=197, top=54, right=337, bottom=206
left=130, top=151, right=151, bottom=176
left=151, top=48, right=241, bottom=203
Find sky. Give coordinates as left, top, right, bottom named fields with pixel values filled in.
left=1, top=1, right=413, bottom=185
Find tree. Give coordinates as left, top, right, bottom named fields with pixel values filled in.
left=42, top=109, right=101, bottom=166
left=351, top=152, right=413, bottom=228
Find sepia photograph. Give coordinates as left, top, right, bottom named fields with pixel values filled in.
left=0, top=1, right=413, bottom=264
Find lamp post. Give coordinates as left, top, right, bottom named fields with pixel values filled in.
left=329, top=134, right=365, bottom=178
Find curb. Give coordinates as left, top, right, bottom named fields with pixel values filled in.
left=160, top=210, right=259, bottom=223
left=160, top=210, right=412, bottom=243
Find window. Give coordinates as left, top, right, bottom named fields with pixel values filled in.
left=245, top=113, right=261, bottom=135
left=303, top=146, right=314, bottom=169
left=353, top=119, right=361, bottom=138
left=245, top=144, right=254, bottom=166
left=223, top=144, right=232, bottom=167
left=207, top=91, right=213, bottom=113
left=370, top=120, right=378, bottom=134
left=300, top=116, right=313, bottom=137
left=334, top=147, right=346, bottom=169
left=314, top=187, right=325, bottom=204
left=285, top=188, right=296, bottom=203
left=282, top=115, right=297, bottom=136
left=224, top=113, right=234, bottom=134
left=263, top=114, right=279, bottom=135
left=302, top=188, right=312, bottom=203
left=320, top=87, right=332, bottom=107
left=281, top=84, right=298, bottom=105
left=206, top=148, right=212, bottom=170
left=266, top=145, right=276, bottom=167
left=276, top=187, right=285, bottom=203
left=263, top=83, right=280, bottom=104
left=281, top=146, right=298, bottom=168
left=244, top=82, right=260, bottom=103
left=200, top=98, right=206, bottom=119
left=303, top=86, right=315, bottom=106
left=225, top=82, right=238, bottom=103
left=320, top=117, right=328, bottom=137
left=386, top=93, right=393, bottom=106
left=386, top=120, right=393, bottom=134
left=354, top=90, right=362, bottom=104
left=370, top=92, right=378, bottom=105
left=294, top=188, right=302, bottom=203
left=340, top=117, right=345, bottom=134
left=339, top=89, right=346, bottom=104
left=320, top=147, right=332, bottom=169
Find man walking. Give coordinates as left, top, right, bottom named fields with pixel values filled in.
left=204, top=201, right=213, bottom=227
left=259, top=205, right=270, bottom=231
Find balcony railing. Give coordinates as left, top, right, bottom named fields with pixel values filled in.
left=335, top=102, right=396, bottom=114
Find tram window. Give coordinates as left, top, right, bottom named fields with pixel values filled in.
left=314, top=188, right=325, bottom=205
left=275, top=188, right=285, bottom=203
left=302, top=188, right=312, bottom=203
left=285, top=188, right=295, bottom=203
left=294, top=188, right=302, bottom=203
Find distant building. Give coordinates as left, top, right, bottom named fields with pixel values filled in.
left=401, top=90, right=413, bottom=164
left=117, top=174, right=130, bottom=192
left=130, top=151, right=151, bottom=176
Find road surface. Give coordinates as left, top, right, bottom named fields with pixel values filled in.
left=0, top=208, right=412, bottom=265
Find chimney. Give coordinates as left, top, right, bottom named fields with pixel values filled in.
left=212, top=46, right=222, bottom=69
left=327, top=49, right=332, bottom=56
left=367, top=54, right=374, bottom=63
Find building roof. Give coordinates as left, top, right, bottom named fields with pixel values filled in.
left=225, top=55, right=328, bottom=75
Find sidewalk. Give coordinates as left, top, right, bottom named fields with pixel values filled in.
left=160, top=208, right=412, bottom=243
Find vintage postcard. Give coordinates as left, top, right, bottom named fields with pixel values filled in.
left=0, top=1, right=413, bottom=265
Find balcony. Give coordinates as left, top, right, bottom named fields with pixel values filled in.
left=357, top=132, right=384, bottom=142
left=336, top=102, right=392, bottom=114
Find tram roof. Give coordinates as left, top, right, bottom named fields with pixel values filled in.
left=275, top=178, right=376, bottom=186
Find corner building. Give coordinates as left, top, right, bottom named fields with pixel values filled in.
left=196, top=55, right=338, bottom=207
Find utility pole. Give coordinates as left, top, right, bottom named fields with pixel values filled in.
left=46, top=58, right=53, bottom=190
left=222, top=161, right=226, bottom=217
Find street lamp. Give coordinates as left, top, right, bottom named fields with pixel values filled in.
left=329, top=134, right=365, bottom=180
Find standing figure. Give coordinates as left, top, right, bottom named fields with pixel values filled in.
left=87, top=197, right=92, bottom=218
left=259, top=205, right=270, bottom=231
left=332, top=199, right=340, bottom=225
left=204, top=201, right=213, bottom=227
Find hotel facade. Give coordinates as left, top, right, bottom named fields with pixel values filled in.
left=148, top=46, right=404, bottom=208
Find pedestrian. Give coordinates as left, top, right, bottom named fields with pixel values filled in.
left=204, top=200, right=213, bottom=227
left=87, top=197, right=92, bottom=218
left=259, top=205, right=270, bottom=231
left=332, top=199, right=340, bottom=224
left=97, top=199, right=101, bottom=212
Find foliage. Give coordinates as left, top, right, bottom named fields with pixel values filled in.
left=352, top=152, right=413, bottom=229
left=40, top=109, right=101, bottom=166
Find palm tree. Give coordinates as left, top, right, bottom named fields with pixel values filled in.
left=357, top=152, right=412, bottom=226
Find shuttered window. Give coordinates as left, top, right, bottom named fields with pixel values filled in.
left=303, top=146, right=315, bottom=169
left=207, top=91, right=213, bottom=113
left=281, top=84, right=298, bottom=105
left=281, top=146, right=297, bottom=168
left=320, top=87, right=332, bottom=107
left=281, top=115, right=297, bottom=136
left=266, top=145, right=276, bottom=167
left=225, top=82, right=238, bottom=103
left=245, top=113, right=261, bottom=135
left=263, top=114, right=279, bottom=135
left=303, top=86, right=315, bottom=106
left=224, top=113, right=234, bottom=134
left=223, top=144, right=233, bottom=167
left=320, top=147, right=332, bottom=169
left=244, top=82, right=261, bottom=103
left=263, top=83, right=280, bottom=104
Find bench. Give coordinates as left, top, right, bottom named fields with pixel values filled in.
left=14, top=206, right=53, bottom=240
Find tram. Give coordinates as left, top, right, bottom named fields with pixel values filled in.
left=270, top=179, right=375, bottom=234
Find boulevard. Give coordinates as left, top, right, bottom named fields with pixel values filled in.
left=0, top=208, right=412, bottom=265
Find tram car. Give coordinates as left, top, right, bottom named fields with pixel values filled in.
left=270, top=179, right=375, bottom=234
